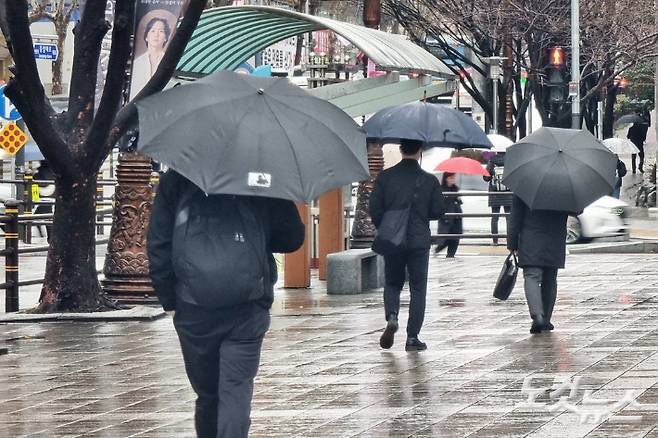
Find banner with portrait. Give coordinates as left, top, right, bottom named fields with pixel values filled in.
left=129, top=0, right=189, bottom=101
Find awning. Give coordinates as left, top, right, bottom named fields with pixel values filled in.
left=177, top=6, right=452, bottom=78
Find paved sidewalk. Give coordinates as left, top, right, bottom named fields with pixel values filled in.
left=3, top=253, right=658, bottom=437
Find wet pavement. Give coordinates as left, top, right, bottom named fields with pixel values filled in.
left=3, top=253, right=658, bottom=437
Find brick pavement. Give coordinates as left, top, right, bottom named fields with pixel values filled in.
left=2, top=253, right=658, bottom=437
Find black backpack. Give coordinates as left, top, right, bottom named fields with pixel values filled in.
left=172, top=187, right=268, bottom=309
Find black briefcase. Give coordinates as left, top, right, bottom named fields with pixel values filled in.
left=493, top=252, right=518, bottom=300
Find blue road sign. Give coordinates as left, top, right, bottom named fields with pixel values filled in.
left=33, top=43, right=58, bottom=60
left=0, top=85, right=21, bottom=121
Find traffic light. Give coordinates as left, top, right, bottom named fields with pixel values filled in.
left=545, top=47, right=567, bottom=103
left=549, top=47, right=565, bottom=67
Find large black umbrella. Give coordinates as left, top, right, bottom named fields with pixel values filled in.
left=362, top=101, right=492, bottom=149
left=502, top=128, right=616, bottom=213
left=136, top=71, right=369, bottom=203
left=616, top=113, right=650, bottom=125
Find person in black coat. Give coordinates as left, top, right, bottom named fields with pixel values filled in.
left=369, top=139, right=444, bottom=351
left=148, top=170, right=304, bottom=438
left=612, top=157, right=627, bottom=199
left=627, top=113, right=649, bottom=173
left=483, top=153, right=512, bottom=244
left=434, top=172, right=462, bottom=258
left=507, top=195, right=569, bottom=334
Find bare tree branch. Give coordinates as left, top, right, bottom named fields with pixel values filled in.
left=67, top=0, right=109, bottom=137
left=3, top=1, right=72, bottom=174
left=84, top=0, right=135, bottom=168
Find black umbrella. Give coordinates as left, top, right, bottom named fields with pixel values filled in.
left=616, top=113, right=650, bottom=125
left=502, top=128, right=616, bottom=213
left=136, top=71, right=369, bottom=203
left=362, top=101, right=492, bottom=149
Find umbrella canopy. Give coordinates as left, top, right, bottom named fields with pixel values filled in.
left=602, top=138, right=640, bottom=155
left=502, top=127, right=616, bottom=213
left=487, top=134, right=514, bottom=152
left=436, top=157, right=489, bottom=176
left=136, top=71, right=369, bottom=203
left=616, top=113, right=649, bottom=125
left=363, top=101, right=492, bottom=149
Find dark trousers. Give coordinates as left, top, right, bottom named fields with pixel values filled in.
left=523, top=267, right=558, bottom=324
left=174, top=303, right=270, bottom=438
left=383, top=248, right=429, bottom=337
left=435, top=238, right=459, bottom=257
left=491, top=205, right=511, bottom=243
left=34, top=204, right=52, bottom=240
left=632, top=147, right=645, bottom=173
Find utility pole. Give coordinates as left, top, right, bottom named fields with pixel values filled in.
left=571, top=0, right=581, bottom=129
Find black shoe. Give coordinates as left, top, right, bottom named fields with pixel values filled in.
left=545, top=322, right=555, bottom=331
left=405, top=337, right=427, bottom=351
left=380, top=316, right=398, bottom=349
left=530, top=322, right=544, bottom=334
left=446, top=254, right=455, bottom=259
left=639, top=167, right=644, bottom=173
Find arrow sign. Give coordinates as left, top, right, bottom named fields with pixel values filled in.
left=0, top=85, right=21, bottom=121
left=33, top=43, right=58, bottom=60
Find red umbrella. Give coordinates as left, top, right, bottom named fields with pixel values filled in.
left=435, top=157, right=489, bottom=176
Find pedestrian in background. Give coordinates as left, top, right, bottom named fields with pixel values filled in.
left=483, top=153, right=512, bottom=245
left=612, top=157, right=627, bottom=199
left=627, top=111, right=649, bottom=174
left=507, top=194, right=569, bottom=334
left=434, top=172, right=462, bottom=258
left=148, top=170, right=304, bottom=438
left=33, top=160, right=55, bottom=241
left=369, top=139, right=444, bottom=351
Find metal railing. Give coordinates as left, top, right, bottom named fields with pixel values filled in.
left=0, top=198, right=113, bottom=312
left=0, top=174, right=117, bottom=244
left=432, top=191, right=512, bottom=240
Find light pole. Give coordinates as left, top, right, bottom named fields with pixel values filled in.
left=571, top=0, right=581, bottom=129
left=485, top=56, right=507, bottom=135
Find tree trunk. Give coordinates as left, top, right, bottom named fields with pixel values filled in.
left=603, top=86, right=617, bottom=139
left=51, top=22, right=67, bottom=95
left=36, top=174, right=115, bottom=312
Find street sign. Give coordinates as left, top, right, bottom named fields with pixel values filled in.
left=0, top=85, right=21, bottom=121
left=33, top=43, right=58, bottom=60
left=0, top=122, right=28, bottom=156
left=569, top=81, right=579, bottom=97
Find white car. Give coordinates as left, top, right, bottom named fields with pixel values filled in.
left=567, top=196, right=630, bottom=244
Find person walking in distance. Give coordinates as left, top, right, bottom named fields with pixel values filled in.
left=434, top=172, right=462, bottom=258
left=507, top=194, right=569, bottom=334
left=369, top=139, right=445, bottom=351
left=627, top=111, right=650, bottom=174
left=148, top=170, right=304, bottom=438
left=483, top=153, right=512, bottom=244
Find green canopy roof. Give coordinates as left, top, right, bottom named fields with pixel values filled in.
left=177, top=6, right=453, bottom=78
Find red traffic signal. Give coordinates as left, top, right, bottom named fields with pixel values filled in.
left=549, top=47, right=565, bottom=67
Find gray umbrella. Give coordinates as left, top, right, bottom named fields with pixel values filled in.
left=136, top=71, right=369, bottom=203
left=502, top=128, right=616, bottom=213
left=362, top=101, right=492, bottom=149
left=616, top=113, right=650, bottom=125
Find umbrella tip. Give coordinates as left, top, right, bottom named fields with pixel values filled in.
left=257, top=88, right=265, bottom=95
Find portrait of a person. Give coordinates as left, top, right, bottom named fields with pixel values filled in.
left=130, top=16, right=172, bottom=100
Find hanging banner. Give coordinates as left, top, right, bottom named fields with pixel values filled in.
left=129, top=0, right=190, bottom=101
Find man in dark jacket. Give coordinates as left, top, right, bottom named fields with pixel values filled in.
left=148, top=170, right=304, bottom=438
left=369, top=139, right=444, bottom=351
left=627, top=115, right=649, bottom=173
left=483, top=153, right=512, bottom=245
left=507, top=195, right=569, bottom=334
